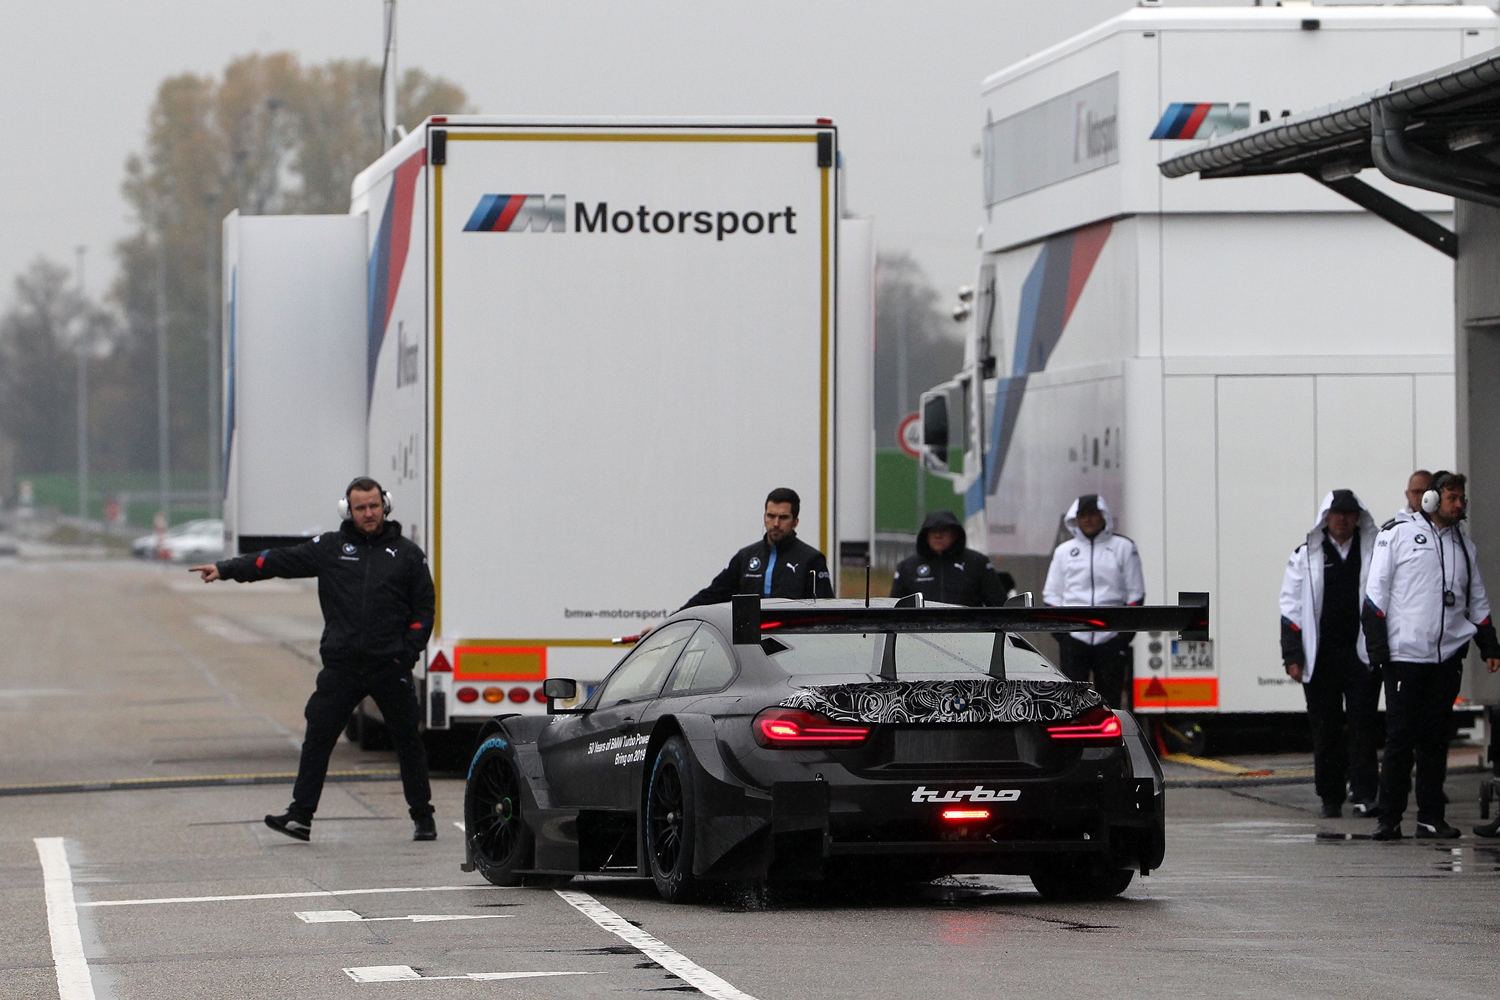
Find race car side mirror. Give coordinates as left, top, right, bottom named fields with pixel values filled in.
left=544, top=677, right=589, bottom=715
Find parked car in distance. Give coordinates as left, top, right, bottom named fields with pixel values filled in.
left=131, top=519, right=225, bottom=564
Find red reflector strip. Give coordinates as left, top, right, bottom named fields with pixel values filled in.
left=941, top=809, right=991, bottom=821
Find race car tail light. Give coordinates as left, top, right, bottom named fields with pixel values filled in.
left=482, top=687, right=503, bottom=703
left=1046, top=706, right=1123, bottom=745
left=508, top=686, right=530, bottom=704
left=456, top=687, right=478, bottom=703
left=752, top=708, right=870, bottom=748
left=533, top=687, right=548, bottom=703
left=428, top=651, right=452, bottom=673
left=941, top=808, right=991, bottom=822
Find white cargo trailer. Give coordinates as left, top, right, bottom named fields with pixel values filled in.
left=919, top=5, right=1495, bottom=732
left=224, top=116, right=871, bottom=744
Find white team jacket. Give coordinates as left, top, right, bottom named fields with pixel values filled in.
left=1043, top=495, right=1145, bottom=645
left=1365, top=516, right=1493, bottom=663
left=1278, top=491, right=1377, bottom=682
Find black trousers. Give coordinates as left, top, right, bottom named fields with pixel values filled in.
left=1377, top=656, right=1464, bottom=826
left=1057, top=634, right=1132, bottom=710
left=1302, top=645, right=1381, bottom=806
left=290, top=664, right=432, bottom=822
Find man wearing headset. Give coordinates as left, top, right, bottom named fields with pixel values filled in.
left=1363, top=471, right=1500, bottom=840
left=191, top=477, right=437, bottom=843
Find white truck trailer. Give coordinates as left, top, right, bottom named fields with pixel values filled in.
left=919, top=5, right=1496, bottom=739
left=223, top=116, right=872, bottom=748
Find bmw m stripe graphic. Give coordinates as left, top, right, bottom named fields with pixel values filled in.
left=463, top=194, right=566, bottom=232
left=366, top=149, right=424, bottom=404
left=967, top=220, right=1111, bottom=518
left=1150, top=102, right=1252, bottom=140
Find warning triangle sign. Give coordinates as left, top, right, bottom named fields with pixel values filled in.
left=1144, top=677, right=1167, bottom=699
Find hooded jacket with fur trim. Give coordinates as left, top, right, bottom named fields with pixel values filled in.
left=1042, top=495, right=1144, bottom=644
left=1278, top=491, right=1377, bottom=681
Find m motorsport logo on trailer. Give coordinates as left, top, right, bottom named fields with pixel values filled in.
left=1150, top=102, right=1251, bottom=140
left=464, top=194, right=801, bottom=241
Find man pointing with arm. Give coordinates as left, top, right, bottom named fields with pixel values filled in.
left=191, top=477, right=437, bottom=842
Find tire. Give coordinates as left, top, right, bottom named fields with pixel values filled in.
left=465, top=739, right=535, bottom=887
left=1161, top=718, right=1206, bottom=757
left=645, top=736, right=699, bottom=903
left=349, top=702, right=391, bottom=751
left=1030, top=857, right=1135, bottom=901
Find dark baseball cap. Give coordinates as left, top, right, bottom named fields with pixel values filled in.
left=1076, top=494, right=1101, bottom=514
left=1328, top=489, right=1361, bottom=514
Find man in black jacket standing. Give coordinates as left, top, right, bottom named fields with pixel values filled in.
left=890, top=510, right=1013, bottom=606
left=191, top=477, right=436, bottom=843
left=682, top=487, right=833, bottom=607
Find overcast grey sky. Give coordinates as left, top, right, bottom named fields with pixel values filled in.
left=0, top=0, right=1240, bottom=310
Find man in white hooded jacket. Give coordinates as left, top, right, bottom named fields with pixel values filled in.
left=1043, top=494, right=1144, bottom=709
left=1363, top=471, right=1500, bottom=840
left=1279, top=489, right=1380, bottom=819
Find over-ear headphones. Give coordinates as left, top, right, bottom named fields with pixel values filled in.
left=1421, top=471, right=1453, bottom=515
left=338, top=478, right=392, bottom=520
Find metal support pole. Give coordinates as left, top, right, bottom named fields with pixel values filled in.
left=74, top=246, right=88, bottom=520
left=156, top=245, right=171, bottom=526
left=205, top=194, right=220, bottom=519
left=381, top=0, right=398, bottom=151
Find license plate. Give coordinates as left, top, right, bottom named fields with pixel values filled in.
left=1170, top=639, right=1214, bottom=673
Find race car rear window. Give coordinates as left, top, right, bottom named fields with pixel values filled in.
left=765, top=632, right=1064, bottom=680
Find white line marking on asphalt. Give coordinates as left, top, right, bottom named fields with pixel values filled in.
left=80, top=884, right=507, bottom=908
left=344, top=965, right=597, bottom=983
left=34, top=838, right=96, bottom=1000
left=296, top=909, right=510, bottom=924
left=556, top=890, right=758, bottom=1000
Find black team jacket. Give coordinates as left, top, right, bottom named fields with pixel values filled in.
left=890, top=510, right=1013, bottom=607
left=215, top=519, right=434, bottom=671
left=681, top=531, right=833, bottom=608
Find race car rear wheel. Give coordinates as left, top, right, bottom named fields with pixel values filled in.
left=466, top=740, right=534, bottom=887
left=1029, top=858, right=1135, bottom=901
left=646, top=736, right=699, bottom=903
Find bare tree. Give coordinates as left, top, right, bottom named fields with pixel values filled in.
left=874, top=252, right=964, bottom=449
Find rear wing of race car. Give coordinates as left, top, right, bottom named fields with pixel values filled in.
left=731, top=593, right=1210, bottom=645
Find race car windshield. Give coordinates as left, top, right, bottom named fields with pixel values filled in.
left=765, top=632, right=1065, bottom=681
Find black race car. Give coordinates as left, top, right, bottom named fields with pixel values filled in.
left=461, top=593, right=1208, bottom=902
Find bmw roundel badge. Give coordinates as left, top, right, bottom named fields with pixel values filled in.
left=1415, top=534, right=1427, bottom=545
left=949, top=696, right=969, bottom=713
left=342, top=542, right=357, bottom=554
left=1070, top=547, right=1080, bottom=557
left=918, top=565, right=930, bottom=576
left=748, top=556, right=761, bottom=571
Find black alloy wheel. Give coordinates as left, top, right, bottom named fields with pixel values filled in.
left=465, top=741, right=534, bottom=887
left=646, top=736, right=699, bottom=902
